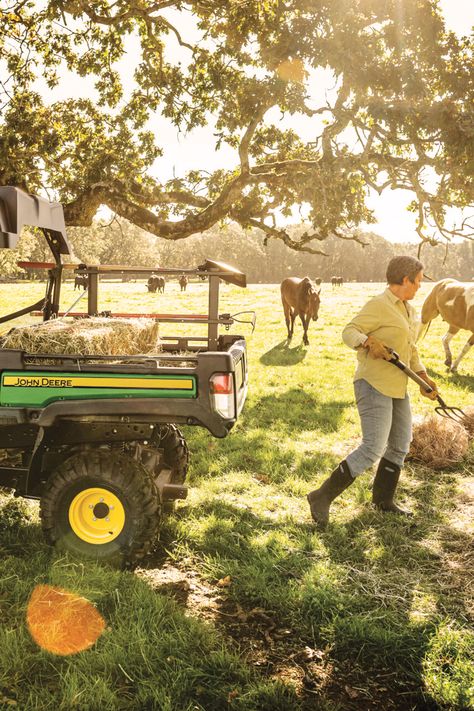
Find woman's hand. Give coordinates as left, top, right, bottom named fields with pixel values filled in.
left=417, top=371, right=439, bottom=400
left=363, top=335, right=392, bottom=360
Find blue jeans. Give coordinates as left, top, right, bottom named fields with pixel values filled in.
left=345, top=379, right=412, bottom=477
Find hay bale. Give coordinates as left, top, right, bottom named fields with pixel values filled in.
left=1, top=317, right=160, bottom=356
left=462, top=405, right=474, bottom=440
left=409, top=415, right=469, bottom=470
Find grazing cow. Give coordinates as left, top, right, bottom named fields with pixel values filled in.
left=74, top=275, right=88, bottom=290
left=179, top=274, right=188, bottom=292
left=74, top=264, right=88, bottom=290
left=147, top=275, right=165, bottom=293
left=280, top=276, right=321, bottom=346
left=331, top=276, right=343, bottom=287
left=147, top=275, right=159, bottom=292
left=314, top=277, right=322, bottom=286
left=421, top=278, right=474, bottom=373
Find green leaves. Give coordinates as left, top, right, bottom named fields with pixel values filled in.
left=0, top=1, right=472, bottom=248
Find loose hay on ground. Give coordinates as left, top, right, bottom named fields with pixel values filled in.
left=461, top=405, right=474, bottom=440
left=409, top=415, right=469, bottom=470
left=1, top=317, right=160, bottom=356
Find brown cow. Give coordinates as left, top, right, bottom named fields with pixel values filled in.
left=74, top=263, right=88, bottom=290
left=147, top=275, right=159, bottom=292
left=280, top=276, right=321, bottom=346
left=147, top=275, right=165, bottom=293
left=421, top=279, right=474, bottom=373
left=74, top=275, right=88, bottom=290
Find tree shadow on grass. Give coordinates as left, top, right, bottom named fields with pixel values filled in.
left=0, top=498, right=301, bottom=711
left=260, top=340, right=307, bottom=366
left=317, top=474, right=474, bottom=709
left=185, top=389, right=353, bottom=484
left=3, top=462, right=469, bottom=708
left=159, top=466, right=474, bottom=710
left=166, top=500, right=422, bottom=709
left=242, top=388, right=353, bottom=435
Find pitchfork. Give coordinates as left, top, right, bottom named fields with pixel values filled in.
left=388, top=350, right=468, bottom=425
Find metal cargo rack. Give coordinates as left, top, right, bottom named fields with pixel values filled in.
left=16, top=259, right=248, bottom=351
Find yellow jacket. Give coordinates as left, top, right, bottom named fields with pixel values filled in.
left=342, top=288, right=425, bottom=398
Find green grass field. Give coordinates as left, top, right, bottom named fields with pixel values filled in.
left=0, top=279, right=473, bottom=710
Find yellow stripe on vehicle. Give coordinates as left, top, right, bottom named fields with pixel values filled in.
left=3, top=375, right=194, bottom=390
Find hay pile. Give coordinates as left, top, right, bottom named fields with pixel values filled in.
left=409, top=415, right=469, bottom=469
left=461, top=405, right=474, bottom=440
left=1, top=317, right=160, bottom=357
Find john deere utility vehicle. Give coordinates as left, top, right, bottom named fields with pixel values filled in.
left=0, top=187, right=250, bottom=566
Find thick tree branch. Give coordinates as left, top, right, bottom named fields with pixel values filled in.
left=64, top=173, right=250, bottom=239
left=61, top=139, right=473, bottom=248
left=239, top=104, right=271, bottom=174
left=321, top=79, right=351, bottom=159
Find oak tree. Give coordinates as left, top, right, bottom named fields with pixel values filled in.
left=1, top=0, right=472, bottom=252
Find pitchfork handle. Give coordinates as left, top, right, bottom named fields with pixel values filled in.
left=388, top=350, right=436, bottom=394
left=388, top=351, right=467, bottom=421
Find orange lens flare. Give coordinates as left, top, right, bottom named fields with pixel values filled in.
left=27, top=584, right=106, bottom=655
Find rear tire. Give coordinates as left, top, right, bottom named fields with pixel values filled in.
left=152, top=425, right=189, bottom=484
left=40, top=449, right=161, bottom=567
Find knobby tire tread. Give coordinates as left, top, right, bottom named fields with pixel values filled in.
left=40, top=449, right=161, bottom=566
left=156, top=425, right=189, bottom=484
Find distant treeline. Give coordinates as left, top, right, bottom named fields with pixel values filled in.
left=149, top=223, right=474, bottom=284
left=3, top=220, right=473, bottom=284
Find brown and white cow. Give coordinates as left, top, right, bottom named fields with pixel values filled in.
left=421, top=279, right=474, bottom=373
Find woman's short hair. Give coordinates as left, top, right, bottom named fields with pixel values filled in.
left=386, top=256, right=423, bottom=285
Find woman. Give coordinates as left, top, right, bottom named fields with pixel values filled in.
left=307, top=256, right=438, bottom=528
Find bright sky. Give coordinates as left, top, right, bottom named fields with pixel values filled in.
left=13, top=1, right=474, bottom=243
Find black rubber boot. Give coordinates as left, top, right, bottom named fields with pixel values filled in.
left=307, top=461, right=354, bottom=529
left=372, top=457, right=412, bottom=516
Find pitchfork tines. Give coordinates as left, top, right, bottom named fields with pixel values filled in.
left=388, top=349, right=468, bottom=426
left=434, top=395, right=467, bottom=425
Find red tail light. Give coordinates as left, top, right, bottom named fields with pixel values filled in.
left=210, top=373, right=233, bottom=395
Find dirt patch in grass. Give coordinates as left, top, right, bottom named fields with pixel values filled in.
left=136, top=560, right=429, bottom=710
left=135, top=474, right=474, bottom=708
left=136, top=560, right=223, bottom=623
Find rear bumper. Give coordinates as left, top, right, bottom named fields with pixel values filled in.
left=33, top=396, right=237, bottom=437
left=0, top=341, right=248, bottom=438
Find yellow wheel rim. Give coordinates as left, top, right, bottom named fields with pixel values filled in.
left=68, top=487, right=125, bottom=545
